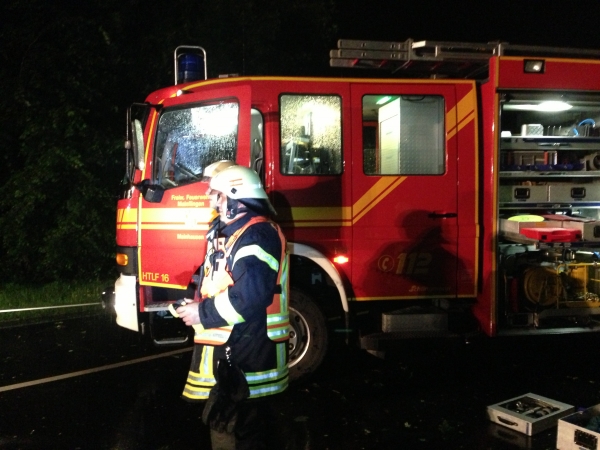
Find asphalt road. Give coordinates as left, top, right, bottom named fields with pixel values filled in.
left=1, top=314, right=600, bottom=449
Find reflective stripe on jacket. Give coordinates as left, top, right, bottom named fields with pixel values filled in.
left=194, top=216, right=289, bottom=345
left=182, top=345, right=216, bottom=400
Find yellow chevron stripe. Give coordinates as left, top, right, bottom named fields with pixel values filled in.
left=352, top=176, right=407, bottom=225
left=447, top=86, right=476, bottom=140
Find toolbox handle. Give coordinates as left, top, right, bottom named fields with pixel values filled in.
left=514, top=188, right=530, bottom=200
left=497, top=416, right=518, bottom=427
left=571, top=187, right=586, bottom=199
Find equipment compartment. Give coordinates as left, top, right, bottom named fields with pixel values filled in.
left=497, top=90, right=600, bottom=332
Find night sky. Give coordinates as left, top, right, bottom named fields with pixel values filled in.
left=335, top=0, right=598, bottom=50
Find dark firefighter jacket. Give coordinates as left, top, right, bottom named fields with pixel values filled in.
left=182, top=211, right=289, bottom=401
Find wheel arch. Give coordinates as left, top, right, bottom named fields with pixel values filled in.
left=287, top=242, right=349, bottom=313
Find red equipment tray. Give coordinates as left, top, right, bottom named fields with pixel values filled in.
left=519, top=227, right=581, bottom=242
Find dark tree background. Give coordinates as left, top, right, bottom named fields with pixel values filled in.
left=0, top=0, right=337, bottom=283
left=0, top=0, right=596, bottom=283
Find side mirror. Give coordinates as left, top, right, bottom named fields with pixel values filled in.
left=130, top=119, right=146, bottom=170
left=137, top=179, right=165, bottom=203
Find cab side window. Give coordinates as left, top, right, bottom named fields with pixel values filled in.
left=362, top=95, right=445, bottom=175
left=279, top=94, right=342, bottom=175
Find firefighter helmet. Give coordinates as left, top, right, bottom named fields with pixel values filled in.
left=201, top=160, right=236, bottom=181
left=210, top=165, right=275, bottom=216
left=210, top=165, right=268, bottom=200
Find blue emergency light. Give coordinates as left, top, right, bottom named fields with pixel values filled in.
left=174, top=46, right=207, bottom=85
left=178, top=54, right=203, bottom=83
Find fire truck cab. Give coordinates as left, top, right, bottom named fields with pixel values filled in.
left=110, top=40, right=600, bottom=379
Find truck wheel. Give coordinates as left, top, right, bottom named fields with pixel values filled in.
left=288, top=289, right=328, bottom=381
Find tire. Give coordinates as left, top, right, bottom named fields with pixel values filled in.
left=288, top=289, right=328, bottom=381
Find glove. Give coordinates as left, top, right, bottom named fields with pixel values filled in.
left=168, top=298, right=188, bottom=317
left=168, top=299, right=203, bottom=334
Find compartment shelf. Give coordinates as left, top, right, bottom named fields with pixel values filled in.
left=500, top=136, right=600, bottom=151
left=500, top=171, right=600, bottom=178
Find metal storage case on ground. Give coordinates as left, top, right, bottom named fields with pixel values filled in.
left=557, top=404, right=600, bottom=449
left=487, top=393, right=574, bottom=436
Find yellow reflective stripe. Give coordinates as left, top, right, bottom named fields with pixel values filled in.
left=214, top=288, right=245, bottom=325
left=267, top=326, right=289, bottom=339
left=277, top=341, right=287, bottom=368
left=267, top=313, right=288, bottom=325
left=249, top=378, right=288, bottom=398
left=182, top=385, right=212, bottom=400
left=201, top=345, right=214, bottom=377
left=194, top=326, right=233, bottom=345
left=186, top=372, right=216, bottom=385
left=245, top=367, right=288, bottom=383
left=246, top=343, right=288, bottom=398
left=232, top=245, right=279, bottom=272
left=245, top=344, right=288, bottom=384
left=182, top=347, right=215, bottom=400
left=280, top=256, right=289, bottom=308
left=267, top=312, right=289, bottom=339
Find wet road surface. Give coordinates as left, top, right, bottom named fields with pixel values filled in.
left=1, top=315, right=600, bottom=449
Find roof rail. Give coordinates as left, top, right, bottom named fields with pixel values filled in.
left=330, top=39, right=600, bottom=79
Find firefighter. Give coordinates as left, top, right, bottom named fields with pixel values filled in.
left=181, top=160, right=236, bottom=298
left=175, top=165, right=289, bottom=449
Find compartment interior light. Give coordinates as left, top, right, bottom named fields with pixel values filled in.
left=524, top=59, right=545, bottom=73
left=507, top=101, right=573, bottom=112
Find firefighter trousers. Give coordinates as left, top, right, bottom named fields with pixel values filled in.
left=209, top=396, right=279, bottom=450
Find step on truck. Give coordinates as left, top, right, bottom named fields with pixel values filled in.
left=107, top=39, right=600, bottom=379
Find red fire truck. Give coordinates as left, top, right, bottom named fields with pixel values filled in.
left=109, top=40, right=600, bottom=379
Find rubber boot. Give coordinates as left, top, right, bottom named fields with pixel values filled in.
left=210, top=429, right=236, bottom=450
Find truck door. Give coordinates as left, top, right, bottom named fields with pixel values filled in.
left=350, top=83, right=471, bottom=301
left=138, top=86, right=251, bottom=299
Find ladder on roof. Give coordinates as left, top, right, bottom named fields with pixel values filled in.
left=330, top=39, right=600, bottom=79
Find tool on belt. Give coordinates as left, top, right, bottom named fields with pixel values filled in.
left=202, top=345, right=250, bottom=434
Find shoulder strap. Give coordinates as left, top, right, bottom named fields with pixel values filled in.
left=223, top=216, right=270, bottom=257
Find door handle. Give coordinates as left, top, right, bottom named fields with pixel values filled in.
left=428, top=212, right=457, bottom=219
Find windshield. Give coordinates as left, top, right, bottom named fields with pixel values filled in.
left=154, top=100, right=239, bottom=189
